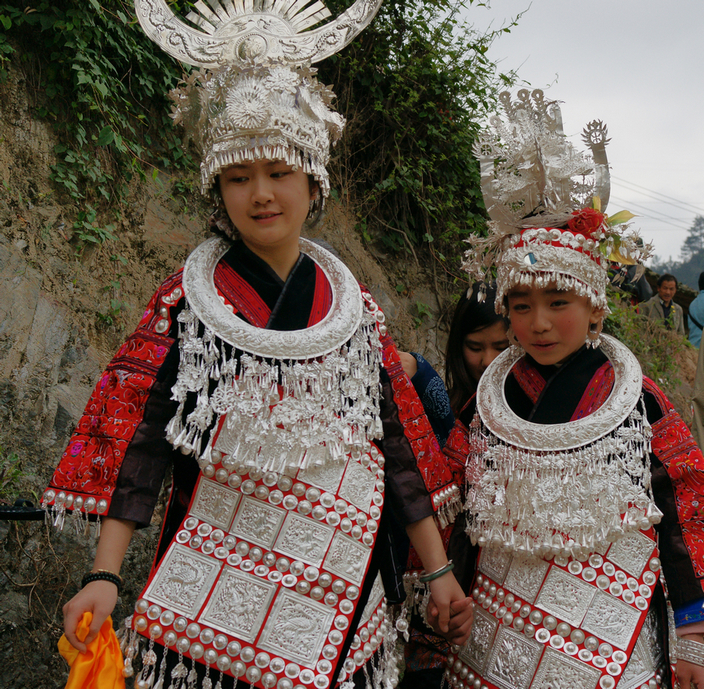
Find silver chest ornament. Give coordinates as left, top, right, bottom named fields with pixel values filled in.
left=450, top=337, right=668, bottom=689
left=126, top=238, right=393, bottom=689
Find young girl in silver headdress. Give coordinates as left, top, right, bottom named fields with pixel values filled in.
left=41, top=3, right=472, bottom=687
left=424, top=91, right=704, bottom=689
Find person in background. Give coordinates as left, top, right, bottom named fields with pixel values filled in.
left=397, top=285, right=509, bottom=689
left=43, top=9, right=473, bottom=686
left=688, top=271, right=704, bottom=347
left=640, top=272, right=685, bottom=334
left=423, top=90, right=704, bottom=689
left=398, top=285, right=509, bottom=451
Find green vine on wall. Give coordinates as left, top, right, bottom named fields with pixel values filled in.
left=0, top=0, right=519, bottom=270
left=0, top=0, right=192, bottom=217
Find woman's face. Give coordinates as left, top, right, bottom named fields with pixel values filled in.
left=462, top=320, right=510, bottom=384
left=219, top=159, right=315, bottom=256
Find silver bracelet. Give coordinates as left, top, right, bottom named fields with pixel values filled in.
left=677, top=637, right=704, bottom=666
left=419, top=560, right=454, bottom=583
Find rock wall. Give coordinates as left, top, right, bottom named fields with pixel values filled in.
left=0, top=61, right=450, bottom=688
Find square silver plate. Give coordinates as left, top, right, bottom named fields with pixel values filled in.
left=535, top=567, right=596, bottom=627
left=606, top=532, right=656, bottom=578
left=581, top=590, right=643, bottom=650
left=322, top=532, right=372, bottom=586
left=258, top=588, right=336, bottom=669
left=274, top=512, right=335, bottom=567
left=458, top=606, right=500, bottom=674
left=485, top=626, right=544, bottom=689
left=338, top=460, right=376, bottom=513
left=530, top=647, right=600, bottom=689
left=504, top=553, right=551, bottom=605
left=230, top=495, right=286, bottom=549
left=189, top=478, right=241, bottom=532
left=145, top=543, right=222, bottom=618
left=198, top=566, right=277, bottom=642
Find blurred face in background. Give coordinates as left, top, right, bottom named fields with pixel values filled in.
left=462, top=321, right=510, bottom=383
left=657, top=279, right=677, bottom=306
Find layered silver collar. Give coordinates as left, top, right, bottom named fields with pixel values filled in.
left=166, top=237, right=384, bottom=474
left=466, top=336, right=662, bottom=559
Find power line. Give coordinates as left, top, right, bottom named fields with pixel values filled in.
left=612, top=175, right=704, bottom=215
left=609, top=195, right=692, bottom=231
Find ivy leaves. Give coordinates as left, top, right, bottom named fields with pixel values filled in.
left=0, top=0, right=191, bottom=208
left=318, top=0, right=517, bottom=274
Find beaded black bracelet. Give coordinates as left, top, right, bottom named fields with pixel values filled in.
left=81, top=570, right=123, bottom=592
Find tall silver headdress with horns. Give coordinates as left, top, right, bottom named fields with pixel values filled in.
left=135, top=0, right=383, bottom=194
left=464, top=89, right=651, bottom=313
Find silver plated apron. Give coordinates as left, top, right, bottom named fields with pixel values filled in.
left=128, top=238, right=391, bottom=689
left=448, top=531, right=667, bottom=689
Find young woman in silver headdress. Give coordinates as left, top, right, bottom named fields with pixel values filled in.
left=41, top=3, right=472, bottom=688
left=422, top=90, right=704, bottom=689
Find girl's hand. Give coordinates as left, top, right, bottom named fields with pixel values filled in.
left=426, top=571, right=474, bottom=645
left=62, top=580, right=119, bottom=653
left=676, top=633, right=704, bottom=689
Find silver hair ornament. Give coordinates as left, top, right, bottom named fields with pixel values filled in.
left=463, top=89, right=653, bottom=311
left=170, top=63, right=345, bottom=194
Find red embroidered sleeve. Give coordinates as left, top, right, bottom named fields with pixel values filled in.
left=381, top=333, right=460, bottom=523
left=403, top=419, right=470, bottom=569
left=42, top=273, right=184, bottom=520
left=645, top=376, right=704, bottom=584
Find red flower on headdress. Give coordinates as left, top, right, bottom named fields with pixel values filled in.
left=567, top=208, right=605, bottom=238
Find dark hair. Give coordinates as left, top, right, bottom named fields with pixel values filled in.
left=698, top=272, right=704, bottom=291
left=445, top=283, right=507, bottom=414
left=657, top=273, right=678, bottom=288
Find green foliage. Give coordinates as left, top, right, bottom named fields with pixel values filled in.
left=318, top=0, right=517, bottom=268
left=604, top=289, right=688, bottom=389
left=0, top=0, right=191, bottom=218
left=72, top=205, right=117, bottom=243
left=413, top=300, right=432, bottom=327
left=0, top=446, right=21, bottom=501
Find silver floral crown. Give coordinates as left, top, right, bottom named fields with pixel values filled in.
left=135, top=0, right=383, bottom=194
left=170, top=63, right=345, bottom=195
left=464, top=89, right=652, bottom=312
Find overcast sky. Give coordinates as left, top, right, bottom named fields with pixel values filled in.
left=465, top=0, right=704, bottom=265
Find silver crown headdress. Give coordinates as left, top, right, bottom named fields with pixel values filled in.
left=464, top=89, right=651, bottom=312
left=135, top=0, right=383, bottom=194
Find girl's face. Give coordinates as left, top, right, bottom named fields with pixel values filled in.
left=219, top=159, right=315, bottom=256
left=507, top=284, right=603, bottom=366
left=462, top=320, right=510, bottom=384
